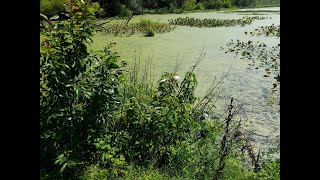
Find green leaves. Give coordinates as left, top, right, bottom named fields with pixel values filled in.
left=54, top=153, right=84, bottom=174
left=245, top=24, right=280, bottom=37
left=169, top=16, right=266, bottom=28
left=40, top=0, right=126, bottom=177
left=255, top=160, right=280, bottom=179
left=109, top=62, right=120, bottom=69
left=54, top=154, right=68, bottom=173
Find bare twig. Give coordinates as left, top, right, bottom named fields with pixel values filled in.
left=173, top=52, right=182, bottom=74
left=124, top=14, right=134, bottom=26
left=177, top=47, right=206, bottom=97
left=214, top=97, right=244, bottom=179
left=194, top=65, right=232, bottom=112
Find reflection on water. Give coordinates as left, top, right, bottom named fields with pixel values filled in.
left=90, top=7, right=280, bottom=156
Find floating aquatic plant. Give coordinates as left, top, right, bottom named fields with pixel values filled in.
left=245, top=24, right=280, bottom=37
left=217, top=11, right=272, bottom=15
left=217, top=10, right=279, bottom=14
left=96, top=19, right=176, bottom=37
left=168, top=16, right=266, bottom=28
left=224, top=39, right=280, bottom=89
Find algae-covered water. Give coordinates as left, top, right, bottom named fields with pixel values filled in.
left=90, top=7, right=280, bottom=156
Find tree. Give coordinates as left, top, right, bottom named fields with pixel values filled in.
left=233, top=0, right=256, bottom=7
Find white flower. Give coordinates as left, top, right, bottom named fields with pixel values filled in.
left=159, top=79, right=166, bottom=83
left=173, top=75, right=180, bottom=80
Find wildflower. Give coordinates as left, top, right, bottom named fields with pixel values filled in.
left=173, top=75, right=180, bottom=80
left=159, top=79, right=166, bottom=83
left=200, top=113, right=209, bottom=121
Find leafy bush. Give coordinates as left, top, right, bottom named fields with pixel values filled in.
left=222, top=0, right=232, bottom=8
left=144, top=28, right=155, bottom=37
left=220, top=157, right=256, bottom=179
left=128, top=0, right=144, bottom=14
left=105, top=1, right=131, bottom=17
left=117, top=71, right=199, bottom=166
left=120, top=8, right=133, bottom=17
left=138, top=18, right=153, bottom=27
left=40, top=0, right=65, bottom=17
left=40, top=1, right=280, bottom=179
left=203, top=0, right=232, bottom=9
left=195, top=2, right=205, bottom=10
left=166, top=121, right=222, bottom=178
left=182, top=0, right=197, bottom=11
left=255, top=160, right=280, bottom=179
left=40, top=0, right=126, bottom=177
left=233, top=0, right=256, bottom=7
left=255, top=0, right=280, bottom=7
left=89, top=2, right=105, bottom=17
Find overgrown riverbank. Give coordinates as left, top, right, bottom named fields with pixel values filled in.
left=40, top=1, right=279, bottom=179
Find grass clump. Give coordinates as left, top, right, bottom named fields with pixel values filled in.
left=143, top=28, right=155, bottom=37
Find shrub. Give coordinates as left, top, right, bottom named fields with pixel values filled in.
left=138, top=18, right=153, bottom=27
left=120, top=8, right=133, bottom=17
left=182, top=0, right=197, bottom=11
left=195, top=2, right=205, bottom=10
left=233, top=0, right=256, bottom=7
left=166, top=121, right=222, bottom=178
left=106, top=1, right=130, bottom=17
left=203, top=0, right=232, bottom=9
left=128, top=0, right=144, bottom=14
left=40, top=1, right=280, bottom=179
left=89, top=2, right=105, bottom=17
left=40, top=0, right=65, bottom=17
left=40, top=0, right=126, bottom=177
left=222, top=1, right=232, bottom=8
left=144, top=28, right=155, bottom=37
left=255, top=160, right=280, bottom=179
left=116, top=71, right=199, bottom=166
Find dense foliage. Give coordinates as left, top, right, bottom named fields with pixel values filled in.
left=40, top=0, right=65, bottom=17
left=40, top=0, right=279, bottom=17
left=255, top=0, right=279, bottom=7
left=40, top=0, right=127, bottom=176
left=40, top=1, right=280, bottom=179
left=233, top=0, right=256, bottom=7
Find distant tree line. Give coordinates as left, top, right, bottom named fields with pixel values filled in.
left=40, top=0, right=279, bottom=18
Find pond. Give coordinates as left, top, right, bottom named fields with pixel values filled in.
left=90, top=7, right=280, bottom=157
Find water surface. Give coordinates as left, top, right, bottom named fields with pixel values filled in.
left=90, top=7, right=280, bottom=155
